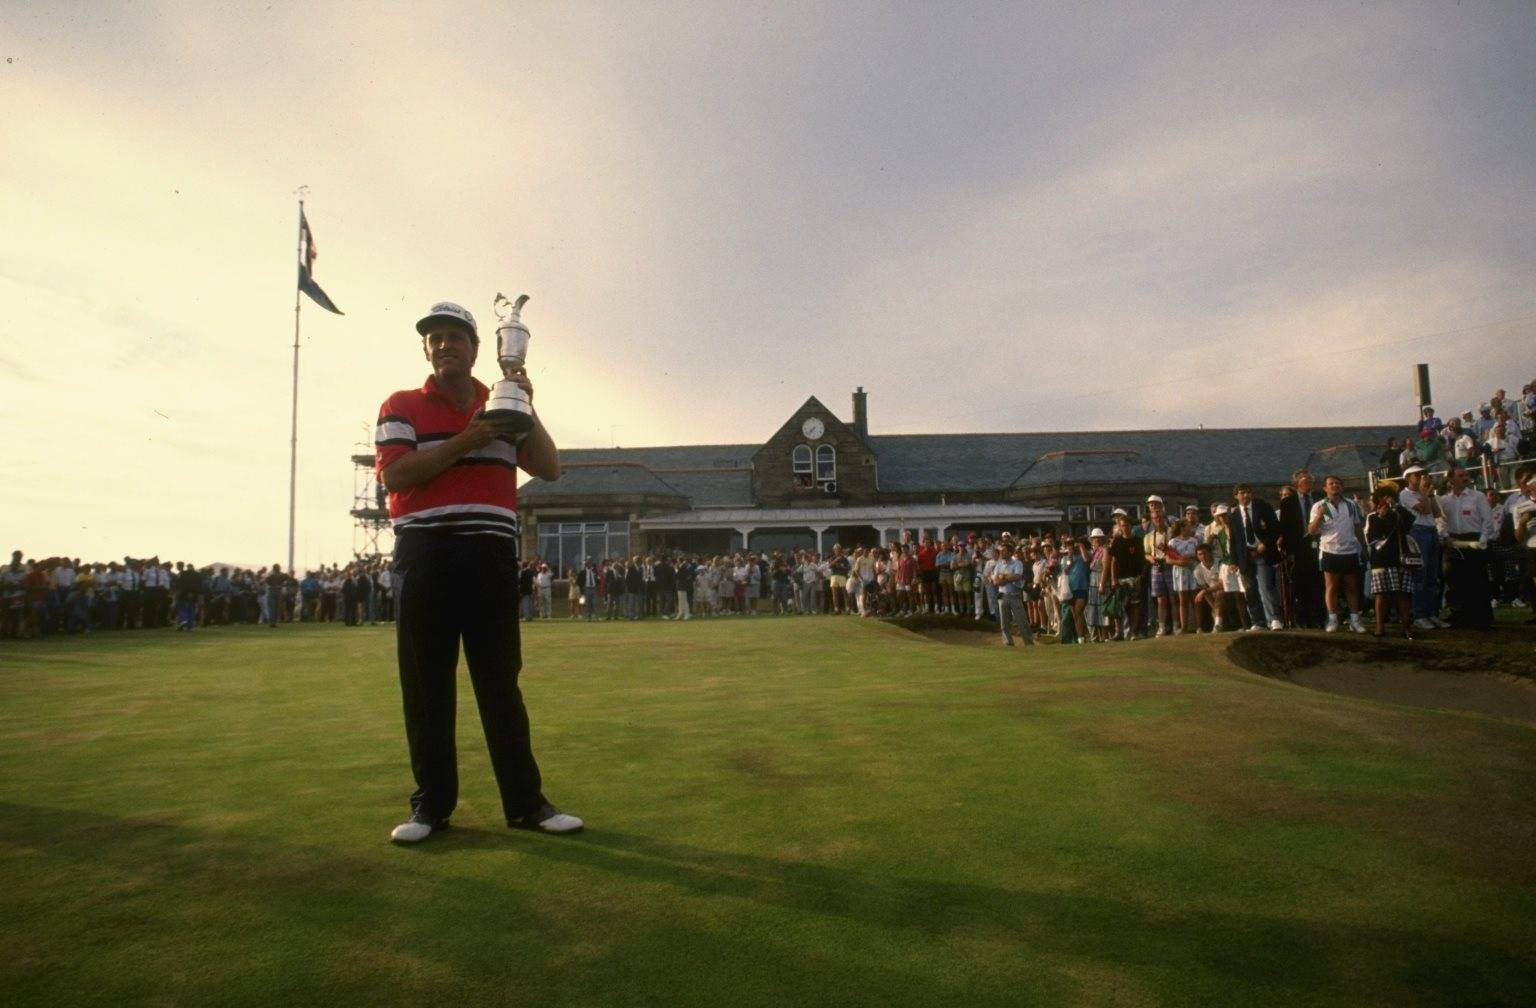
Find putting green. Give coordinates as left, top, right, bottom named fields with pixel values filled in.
left=1, top=618, right=1533, bottom=1006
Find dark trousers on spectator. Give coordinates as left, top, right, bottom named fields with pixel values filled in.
left=145, top=587, right=169, bottom=627
left=393, top=531, right=544, bottom=825
left=1444, top=541, right=1492, bottom=630
left=1289, top=551, right=1324, bottom=627
left=1409, top=525, right=1442, bottom=620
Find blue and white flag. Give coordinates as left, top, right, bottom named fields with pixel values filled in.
left=298, top=210, right=343, bottom=315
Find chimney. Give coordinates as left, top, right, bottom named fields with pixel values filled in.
left=852, top=387, right=868, bottom=438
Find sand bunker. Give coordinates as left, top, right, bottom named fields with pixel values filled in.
left=1228, top=631, right=1536, bottom=725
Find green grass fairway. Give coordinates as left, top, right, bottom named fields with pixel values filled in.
left=3, top=619, right=1534, bottom=1007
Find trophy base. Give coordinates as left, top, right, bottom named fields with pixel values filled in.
left=482, top=406, right=535, bottom=434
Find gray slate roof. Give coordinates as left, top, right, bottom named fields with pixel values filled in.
left=521, top=427, right=1401, bottom=507
left=870, top=427, right=1402, bottom=492
left=518, top=464, right=686, bottom=503
left=521, top=444, right=757, bottom=506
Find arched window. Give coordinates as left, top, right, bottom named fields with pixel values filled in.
left=815, top=444, right=836, bottom=483
left=792, top=444, right=813, bottom=487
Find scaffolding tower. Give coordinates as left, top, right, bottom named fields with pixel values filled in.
left=351, top=445, right=391, bottom=557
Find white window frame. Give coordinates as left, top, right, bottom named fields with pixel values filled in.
left=815, top=444, right=836, bottom=483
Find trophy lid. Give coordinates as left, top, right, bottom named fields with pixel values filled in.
left=494, top=293, right=530, bottom=327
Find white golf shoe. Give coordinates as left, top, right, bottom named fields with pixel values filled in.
left=511, top=804, right=584, bottom=834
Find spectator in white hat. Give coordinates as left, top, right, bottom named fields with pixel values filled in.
left=1205, top=503, right=1246, bottom=628
left=1397, top=465, right=1447, bottom=629
left=1183, top=504, right=1206, bottom=545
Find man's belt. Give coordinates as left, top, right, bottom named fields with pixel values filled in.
left=1447, top=533, right=1482, bottom=547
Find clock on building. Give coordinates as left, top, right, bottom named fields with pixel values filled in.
left=801, top=417, right=825, bottom=440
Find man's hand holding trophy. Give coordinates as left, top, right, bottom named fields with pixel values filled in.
left=480, top=292, right=537, bottom=443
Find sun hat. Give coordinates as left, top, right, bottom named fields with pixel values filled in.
left=1112, top=507, right=1128, bottom=516
left=1146, top=494, right=1164, bottom=504
left=415, top=301, right=477, bottom=337
left=1213, top=504, right=1230, bottom=515
left=1089, top=528, right=1106, bottom=538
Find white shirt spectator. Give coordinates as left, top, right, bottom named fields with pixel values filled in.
left=996, top=557, right=1024, bottom=595
left=1310, top=497, right=1362, bottom=555
left=1397, top=486, right=1437, bottom=528
left=1437, top=487, right=1496, bottom=545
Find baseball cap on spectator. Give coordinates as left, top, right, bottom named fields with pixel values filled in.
left=415, top=301, right=478, bottom=339
left=1402, top=464, right=1426, bottom=476
left=1112, top=507, right=1128, bottom=516
left=1183, top=504, right=1199, bottom=514
left=1213, top=504, right=1230, bottom=515
left=1146, top=494, right=1164, bottom=504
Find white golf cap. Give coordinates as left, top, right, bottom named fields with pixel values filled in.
left=1183, top=504, right=1199, bottom=512
left=1089, top=527, right=1106, bottom=538
left=416, top=301, right=477, bottom=337
left=1111, top=507, right=1128, bottom=517
left=1402, top=464, right=1426, bottom=476
left=1213, top=504, right=1230, bottom=515
left=1146, top=494, right=1164, bottom=504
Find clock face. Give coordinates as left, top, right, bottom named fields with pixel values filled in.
left=801, top=417, right=825, bottom=440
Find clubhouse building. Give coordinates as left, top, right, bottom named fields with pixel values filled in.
left=518, top=388, right=1398, bottom=574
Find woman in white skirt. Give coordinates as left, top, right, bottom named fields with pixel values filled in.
left=1167, top=519, right=1200, bottom=634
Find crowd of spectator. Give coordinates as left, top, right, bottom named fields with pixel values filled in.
left=0, top=554, right=397, bottom=639
left=549, top=459, right=1533, bottom=645
left=1379, top=382, right=1535, bottom=486
left=10, top=382, right=1533, bottom=647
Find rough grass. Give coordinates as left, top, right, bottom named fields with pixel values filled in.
left=1, top=618, right=1534, bottom=1007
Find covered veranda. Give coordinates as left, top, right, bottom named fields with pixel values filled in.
left=637, top=503, right=1063, bottom=554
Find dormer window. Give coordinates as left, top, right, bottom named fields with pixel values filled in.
left=792, top=444, right=813, bottom=487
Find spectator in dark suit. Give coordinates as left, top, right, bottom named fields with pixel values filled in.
left=1277, top=469, right=1325, bottom=628
left=1230, top=483, right=1284, bottom=630
left=624, top=557, right=644, bottom=620
left=576, top=559, right=600, bottom=620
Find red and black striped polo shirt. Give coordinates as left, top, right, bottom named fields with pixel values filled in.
left=374, top=376, right=520, bottom=539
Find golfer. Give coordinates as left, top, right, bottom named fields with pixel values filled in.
left=374, top=300, right=582, bottom=843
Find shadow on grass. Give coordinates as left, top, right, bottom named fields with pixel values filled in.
left=6, top=803, right=1531, bottom=1006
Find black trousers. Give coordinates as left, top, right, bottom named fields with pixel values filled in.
left=1290, top=550, right=1324, bottom=627
left=394, top=531, right=544, bottom=824
left=1445, top=542, right=1492, bottom=630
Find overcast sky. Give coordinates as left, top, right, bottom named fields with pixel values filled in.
left=4, top=1, right=1533, bottom=568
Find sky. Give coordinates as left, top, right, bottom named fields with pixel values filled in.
left=4, top=1, right=1534, bottom=569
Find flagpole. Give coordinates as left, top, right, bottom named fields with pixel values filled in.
left=288, top=197, right=304, bottom=576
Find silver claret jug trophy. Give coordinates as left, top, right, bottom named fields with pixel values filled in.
left=482, top=292, right=536, bottom=436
